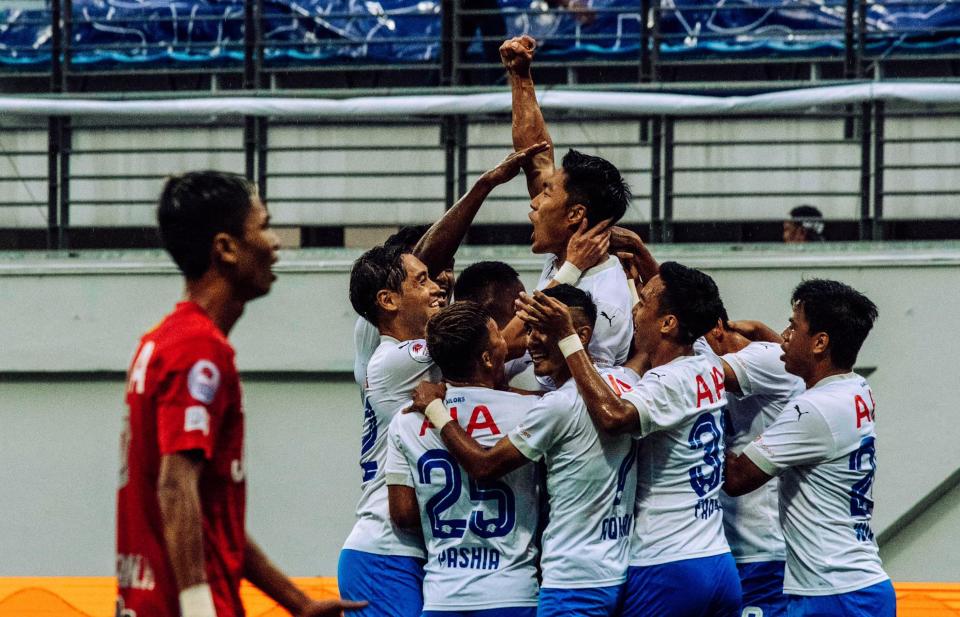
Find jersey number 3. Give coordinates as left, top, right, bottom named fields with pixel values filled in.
left=417, top=450, right=516, bottom=539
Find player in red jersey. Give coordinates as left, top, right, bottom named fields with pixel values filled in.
left=116, top=170, right=366, bottom=617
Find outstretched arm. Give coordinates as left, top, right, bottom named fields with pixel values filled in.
left=501, top=36, right=555, bottom=199
left=727, top=320, right=783, bottom=344
left=414, top=142, right=549, bottom=278
left=515, top=291, right=642, bottom=435
left=245, top=537, right=367, bottom=616
left=408, top=382, right=531, bottom=480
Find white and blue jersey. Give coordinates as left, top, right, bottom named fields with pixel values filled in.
left=744, top=373, right=891, bottom=598
left=537, top=255, right=634, bottom=368
left=616, top=353, right=741, bottom=616
left=343, top=335, right=438, bottom=558
left=353, top=316, right=381, bottom=387
left=507, top=367, right=638, bottom=592
left=385, top=386, right=541, bottom=612
left=719, top=342, right=805, bottom=615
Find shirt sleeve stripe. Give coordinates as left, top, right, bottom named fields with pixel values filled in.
left=384, top=472, right=414, bottom=487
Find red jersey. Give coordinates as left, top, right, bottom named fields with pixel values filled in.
left=117, top=301, right=247, bottom=617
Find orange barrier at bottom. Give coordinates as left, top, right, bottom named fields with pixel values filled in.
left=0, top=578, right=956, bottom=616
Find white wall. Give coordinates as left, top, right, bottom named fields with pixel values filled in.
left=0, top=243, right=958, bottom=577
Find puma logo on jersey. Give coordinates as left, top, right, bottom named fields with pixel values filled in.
left=794, top=404, right=808, bottom=421
left=599, top=311, right=615, bottom=327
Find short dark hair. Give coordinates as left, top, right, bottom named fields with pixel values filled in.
left=349, top=244, right=410, bottom=324
left=454, top=261, right=523, bottom=326
left=157, top=170, right=256, bottom=279
left=790, top=205, right=823, bottom=219
left=792, top=279, right=878, bottom=369
left=385, top=225, right=428, bottom=250
left=560, top=149, right=631, bottom=227
left=541, top=284, right=597, bottom=330
left=426, top=301, right=493, bottom=381
left=789, top=205, right=825, bottom=241
left=658, top=261, right=724, bottom=345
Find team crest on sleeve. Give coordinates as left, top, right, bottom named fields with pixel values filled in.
left=408, top=340, right=432, bottom=363
left=188, top=360, right=221, bottom=404
left=184, top=405, right=210, bottom=435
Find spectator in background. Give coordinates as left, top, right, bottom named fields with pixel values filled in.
left=783, top=205, right=825, bottom=243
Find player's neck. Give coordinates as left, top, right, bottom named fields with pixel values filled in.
left=649, top=340, right=692, bottom=370
left=723, top=331, right=752, bottom=354
left=806, top=362, right=851, bottom=389
left=184, top=277, right=245, bottom=336
left=378, top=315, right=424, bottom=342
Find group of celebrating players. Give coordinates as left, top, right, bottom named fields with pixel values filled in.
left=115, top=34, right=894, bottom=617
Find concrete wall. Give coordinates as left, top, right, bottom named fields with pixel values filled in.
left=1, top=115, right=957, bottom=228
left=0, top=243, right=958, bottom=578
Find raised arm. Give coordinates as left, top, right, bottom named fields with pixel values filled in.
left=515, top=291, right=641, bottom=434
left=726, top=320, right=783, bottom=344
left=501, top=36, right=555, bottom=199
left=415, top=142, right=548, bottom=278
left=610, top=226, right=659, bottom=285
left=408, top=382, right=530, bottom=481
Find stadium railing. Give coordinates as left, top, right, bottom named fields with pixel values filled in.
left=1, top=86, right=959, bottom=249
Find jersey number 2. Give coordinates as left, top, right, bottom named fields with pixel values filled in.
left=417, top=450, right=516, bottom=539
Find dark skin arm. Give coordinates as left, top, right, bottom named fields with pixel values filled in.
left=387, top=485, right=424, bottom=538
left=723, top=450, right=774, bottom=497
left=244, top=538, right=366, bottom=616
left=414, top=142, right=549, bottom=278
left=409, top=382, right=531, bottom=481
left=157, top=452, right=207, bottom=592
left=727, top=320, right=783, bottom=344
left=500, top=35, right=554, bottom=199
left=610, top=226, right=659, bottom=285
left=515, top=292, right=642, bottom=435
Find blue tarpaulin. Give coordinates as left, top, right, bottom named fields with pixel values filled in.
left=0, top=0, right=957, bottom=68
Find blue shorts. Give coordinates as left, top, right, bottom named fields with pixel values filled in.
left=738, top=561, right=787, bottom=616
left=785, top=579, right=896, bottom=617
left=338, top=548, right=426, bottom=617
left=423, top=609, right=536, bottom=617
left=621, top=553, right=742, bottom=617
left=537, top=585, right=623, bottom=617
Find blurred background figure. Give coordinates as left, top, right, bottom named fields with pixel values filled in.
left=783, top=205, right=825, bottom=243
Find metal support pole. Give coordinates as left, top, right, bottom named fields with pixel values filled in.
left=843, top=0, right=857, bottom=139
left=47, top=0, right=63, bottom=249
left=58, top=0, right=73, bottom=248
left=639, top=0, right=651, bottom=83
left=650, top=117, right=662, bottom=242
left=663, top=117, right=675, bottom=243
left=650, top=0, right=661, bottom=82
left=858, top=102, right=872, bottom=240
left=257, top=117, right=269, bottom=199
left=440, top=0, right=455, bottom=86
left=872, top=101, right=884, bottom=240
left=243, top=0, right=267, bottom=189
left=456, top=118, right=468, bottom=199
left=442, top=118, right=457, bottom=211
left=856, top=0, right=866, bottom=79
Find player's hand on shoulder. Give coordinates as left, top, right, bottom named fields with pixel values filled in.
left=565, top=218, right=612, bottom=271
left=410, top=380, right=447, bottom=413
left=297, top=598, right=368, bottom=617
left=499, top=35, right=536, bottom=76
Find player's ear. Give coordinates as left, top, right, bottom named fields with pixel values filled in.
left=812, top=331, right=830, bottom=356
left=575, top=324, right=592, bottom=347
left=566, top=204, right=586, bottom=227
left=660, top=314, right=678, bottom=338
left=480, top=349, right=493, bottom=370
left=376, top=288, right=401, bottom=315
left=212, top=232, right=240, bottom=267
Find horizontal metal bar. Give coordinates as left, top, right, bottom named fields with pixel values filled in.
left=670, top=191, right=861, bottom=197
left=69, top=147, right=245, bottom=155
left=675, top=139, right=855, bottom=147
left=880, top=190, right=960, bottom=196
left=673, top=165, right=861, bottom=172
left=266, top=171, right=445, bottom=178
left=883, top=163, right=960, bottom=170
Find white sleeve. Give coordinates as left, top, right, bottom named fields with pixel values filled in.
left=620, top=373, right=687, bottom=437
left=384, top=416, right=415, bottom=487
left=352, top=317, right=380, bottom=386
left=508, top=392, right=572, bottom=462
left=723, top=342, right=799, bottom=399
left=381, top=339, right=434, bottom=387
left=742, top=399, right=836, bottom=476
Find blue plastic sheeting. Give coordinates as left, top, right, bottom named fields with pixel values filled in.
left=0, top=0, right=958, bottom=68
